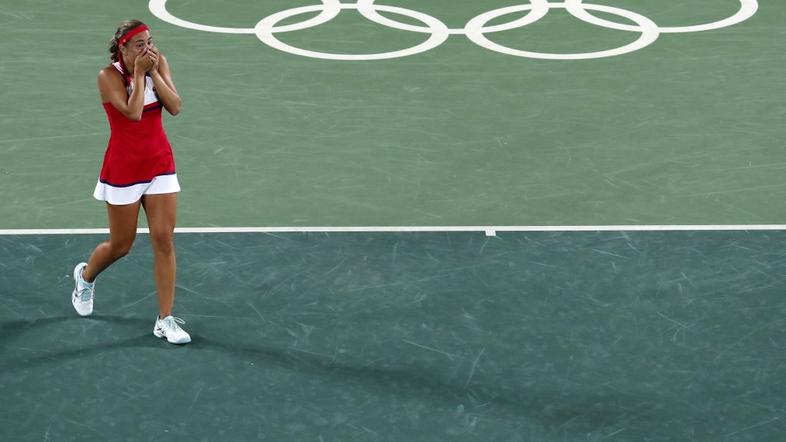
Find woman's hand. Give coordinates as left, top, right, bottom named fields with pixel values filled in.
left=147, top=46, right=161, bottom=72
left=134, top=50, right=155, bottom=75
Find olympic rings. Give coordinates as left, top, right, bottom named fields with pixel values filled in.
left=255, top=1, right=449, bottom=61
left=148, top=0, right=759, bottom=60
left=465, top=1, right=659, bottom=60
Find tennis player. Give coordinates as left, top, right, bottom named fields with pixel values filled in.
left=71, top=20, right=190, bottom=344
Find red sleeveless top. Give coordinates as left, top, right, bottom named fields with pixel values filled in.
left=98, top=62, right=175, bottom=187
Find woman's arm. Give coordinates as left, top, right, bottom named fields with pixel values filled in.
left=149, top=52, right=181, bottom=116
left=97, top=55, right=153, bottom=121
left=98, top=69, right=146, bottom=121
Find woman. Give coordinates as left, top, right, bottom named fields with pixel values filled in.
left=71, top=20, right=190, bottom=344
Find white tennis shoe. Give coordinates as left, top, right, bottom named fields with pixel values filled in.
left=71, top=262, right=95, bottom=316
left=153, top=315, right=191, bottom=344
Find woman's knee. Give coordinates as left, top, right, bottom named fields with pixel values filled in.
left=108, top=238, right=135, bottom=259
left=149, top=230, right=175, bottom=254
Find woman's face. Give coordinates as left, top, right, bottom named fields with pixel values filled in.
left=121, top=30, right=154, bottom=63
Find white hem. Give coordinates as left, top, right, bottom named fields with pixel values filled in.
left=93, top=174, right=180, bottom=205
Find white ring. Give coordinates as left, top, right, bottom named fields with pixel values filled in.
left=357, top=0, right=551, bottom=35
left=147, top=0, right=343, bottom=34
left=465, top=2, right=660, bottom=60
left=254, top=2, right=449, bottom=61
left=565, top=0, right=759, bottom=34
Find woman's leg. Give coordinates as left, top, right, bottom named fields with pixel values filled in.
left=141, top=193, right=177, bottom=318
left=82, top=201, right=141, bottom=282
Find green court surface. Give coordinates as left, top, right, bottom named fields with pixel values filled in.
left=1, top=0, right=784, bottom=228
left=2, top=231, right=786, bottom=440
left=1, top=0, right=785, bottom=440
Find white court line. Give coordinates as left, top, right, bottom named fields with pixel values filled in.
left=1, top=225, right=785, bottom=236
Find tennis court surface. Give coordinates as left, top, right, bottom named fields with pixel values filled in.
left=1, top=1, right=784, bottom=440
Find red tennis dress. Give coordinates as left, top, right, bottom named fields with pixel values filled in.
left=93, top=61, right=180, bottom=205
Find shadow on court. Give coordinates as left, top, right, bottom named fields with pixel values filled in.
left=0, top=316, right=166, bottom=371
left=0, top=316, right=662, bottom=435
left=189, top=334, right=671, bottom=431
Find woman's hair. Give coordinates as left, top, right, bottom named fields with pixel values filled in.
left=109, top=19, right=146, bottom=62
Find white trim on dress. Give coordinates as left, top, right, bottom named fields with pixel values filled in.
left=93, top=173, right=180, bottom=205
